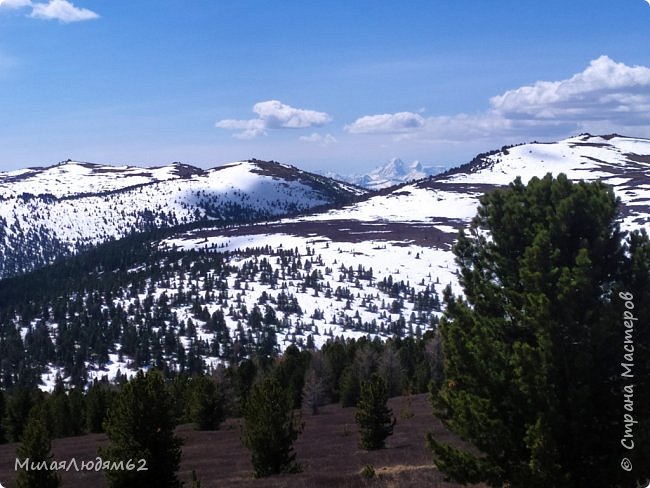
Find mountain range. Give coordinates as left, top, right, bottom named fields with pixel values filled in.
left=326, top=158, right=447, bottom=190
left=1, top=133, right=649, bottom=389
left=0, top=159, right=363, bottom=279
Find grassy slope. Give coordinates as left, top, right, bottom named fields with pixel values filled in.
left=0, top=394, right=484, bottom=488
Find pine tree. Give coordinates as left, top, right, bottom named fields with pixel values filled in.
left=67, top=388, right=85, bottom=436
left=242, top=376, right=303, bottom=477
left=273, top=345, right=309, bottom=408
left=100, top=370, right=182, bottom=488
left=355, top=373, right=395, bottom=450
left=6, top=387, right=35, bottom=441
left=16, top=406, right=60, bottom=488
left=428, top=174, right=650, bottom=487
left=339, top=364, right=360, bottom=407
left=86, top=379, right=113, bottom=433
left=189, top=375, right=225, bottom=430
left=49, top=377, right=71, bottom=438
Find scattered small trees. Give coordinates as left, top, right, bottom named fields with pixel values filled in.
left=242, top=376, right=303, bottom=477
left=355, top=373, right=395, bottom=450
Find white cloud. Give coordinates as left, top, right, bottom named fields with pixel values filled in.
left=490, top=56, right=650, bottom=125
left=0, top=0, right=32, bottom=9
left=216, top=100, right=331, bottom=139
left=345, top=111, right=425, bottom=134
left=346, top=56, right=650, bottom=143
left=30, top=0, right=98, bottom=23
left=253, top=100, right=330, bottom=128
left=215, top=118, right=265, bottom=139
left=299, top=132, right=337, bottom=146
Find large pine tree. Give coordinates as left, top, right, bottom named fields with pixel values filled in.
left=100, top=370, right=183, bottom=488
left=429, top=174, right=650, bottom=487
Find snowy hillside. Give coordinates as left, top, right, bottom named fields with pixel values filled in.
left=0, top=159, right=364, bottom=278
left=433, top=133, right=650, bottom=230
left=2, top=133, right=650, bottom=389
left=328, top=158, right=446, bottom=190
left=162, top=133, right=650, bottom=325
left=0, top=160, right=200, bottom=198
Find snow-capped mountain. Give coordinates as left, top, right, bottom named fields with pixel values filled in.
left=3, top=133, right=650, bottom=389
left=0, top=159, right=365, bottom=279
left=164, top=133, right=650, bottom=299
left=328, top=158, right=447, bottom=190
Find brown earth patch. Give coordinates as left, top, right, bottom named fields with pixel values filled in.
left=624, top=153, right=650, bottom=165
left=180, top=219, right=462, bottom=248
left=568, top=142, right=609, bottom=148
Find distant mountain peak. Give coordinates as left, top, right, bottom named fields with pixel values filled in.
left=376, top=158, right=407, bottom=178
left=328, top=157, right=447, bottom=190
left=410, top=160, right=423, bottom=172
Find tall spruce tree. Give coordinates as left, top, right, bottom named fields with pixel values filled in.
left=428, top=174, right=650, bottom=487
left=355, top=373, right=395, bottom=450
left=241, top=376, right=303, bottom=477
left=100, top=370, right=182, bottom=488
left=16, top=406, right=60, bottom=488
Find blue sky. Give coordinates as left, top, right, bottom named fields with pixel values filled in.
left=1, top=0, right=650, bottom=173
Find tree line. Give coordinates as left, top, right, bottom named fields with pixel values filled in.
left=4, top=332, right=433, bottom=486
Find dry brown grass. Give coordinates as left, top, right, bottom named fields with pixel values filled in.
left=0, top=393, right=484, bottom=488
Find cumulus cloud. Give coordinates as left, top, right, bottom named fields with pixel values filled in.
left=30, top=0, right=98, bottom=22
left=345, top=111, right=425, bottom=134
left=1, top=0, right=98, bottom=21
left=299, top=132, right=337, bottom=146
left=347, top=56, right=650, bottom=143
left=216, top=100, right=331, bottom=139
left=490, top=56, right=650, bottom=124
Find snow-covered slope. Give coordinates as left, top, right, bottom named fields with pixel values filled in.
left=163, top=134, right=650, bottom=303
left=328, top=158, right=446, bottom=190
left=0, top=160, right=199, bottom=198
left=7, top=133, right=650, bottom=388
left=0, top=159, right=365, bottom=278
left=432, top=133, right=650, bottom=230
